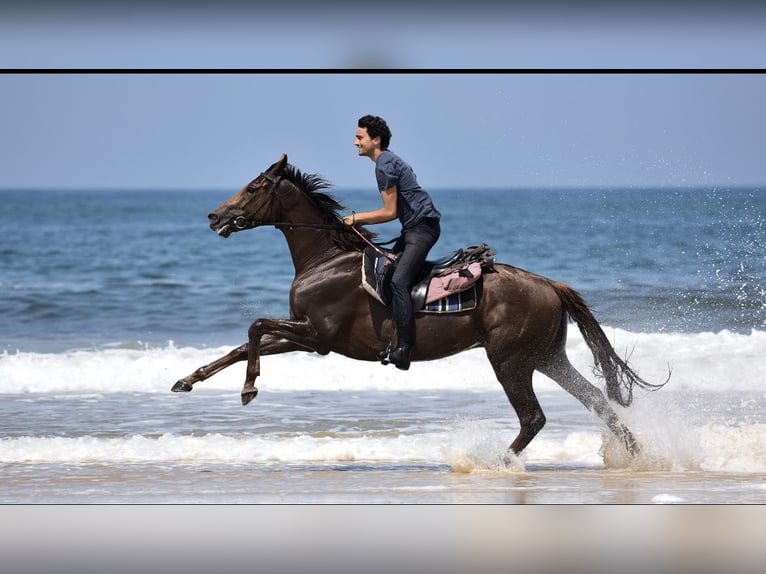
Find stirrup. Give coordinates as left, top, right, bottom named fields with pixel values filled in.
left=379, top=342, right=393, bottom=365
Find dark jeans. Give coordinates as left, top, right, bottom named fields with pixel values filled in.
left=390, top=217, right=441, bottom=346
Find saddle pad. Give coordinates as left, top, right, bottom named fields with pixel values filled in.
left=421, top=284, right=478, bottom=314
left=361, top=248, right=394, bottom=305
left=425, top=262, right=482, bottom=304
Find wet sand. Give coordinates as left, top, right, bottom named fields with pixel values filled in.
left=3, top=460, right=765, bottom=504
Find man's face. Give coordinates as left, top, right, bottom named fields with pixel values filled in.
left=354, top=127, right=379, bottom=158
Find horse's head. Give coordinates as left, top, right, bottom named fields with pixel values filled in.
left=208, top=153, right=288, bottom=238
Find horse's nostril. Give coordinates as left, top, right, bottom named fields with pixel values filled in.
left=208, top=212, right=219, bottom=223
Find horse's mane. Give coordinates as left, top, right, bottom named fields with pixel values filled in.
left=282, top=163, right=378, bottom=252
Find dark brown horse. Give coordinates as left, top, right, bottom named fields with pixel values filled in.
left=173, top=154, right=667, bottom=458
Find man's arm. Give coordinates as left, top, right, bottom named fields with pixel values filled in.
left=343, top=187, right=397, bottom=226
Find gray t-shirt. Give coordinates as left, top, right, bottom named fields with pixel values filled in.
left=375, top=150, right=441, bottom=230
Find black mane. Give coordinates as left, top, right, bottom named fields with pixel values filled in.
left=282, top=163, right=377, bottom=251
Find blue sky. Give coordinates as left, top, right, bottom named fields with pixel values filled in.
left=1, top=2, right=764, bottom=191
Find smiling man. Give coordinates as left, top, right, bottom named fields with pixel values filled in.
left=343, top=114, right=441, bottom=370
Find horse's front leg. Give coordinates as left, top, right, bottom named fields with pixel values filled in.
left=171, top=336, right=313, bottom=393
left=172, top=343, right=249, bottom=393
left=243, top=318, right=321, bottom=406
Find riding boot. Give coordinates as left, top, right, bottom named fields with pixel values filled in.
left=389, top=340, right=412, bottom=371
left=389, top=321, right=413, bottom=371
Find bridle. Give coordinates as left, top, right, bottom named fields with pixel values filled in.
left=231, top=170, right=345, bottom=232
left=231, top=171, right=284, bottom=231
left=226, top=168, right=398, bottom=256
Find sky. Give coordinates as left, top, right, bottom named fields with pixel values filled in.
left=1, top=2, right=765, bottom=191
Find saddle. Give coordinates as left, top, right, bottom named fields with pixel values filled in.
left=362, top=243, right=496, bottom=314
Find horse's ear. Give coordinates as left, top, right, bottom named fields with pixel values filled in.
left=264, top=154, right=288, bottom=176
left=273, top=153, right=288, bottom=173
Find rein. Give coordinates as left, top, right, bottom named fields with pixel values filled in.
left=349, top=225, right=396, bottom=260
left=236, top=219, right=344, bottom=232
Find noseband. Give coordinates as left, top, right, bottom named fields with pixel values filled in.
left=232, top=171, right=285, bottom=231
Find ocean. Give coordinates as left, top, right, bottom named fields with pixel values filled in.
left=1, top=185, right=764, bottom=504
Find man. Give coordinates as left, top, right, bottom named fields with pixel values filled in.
left=342, top=114, right=441, bottom=370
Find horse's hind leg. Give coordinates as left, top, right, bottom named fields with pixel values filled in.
left=486, top=350, right=546, bottom=456
left=538, top=350, right=640, bottom=456
left=503, top=370, right=547, bottom=456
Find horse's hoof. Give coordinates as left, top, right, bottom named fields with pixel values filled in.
left=172, top=381, right=193, bottom=393
left=241, top=388, right=258, bottom=406
left=623, top=428, right=642, bottom=457
left=499, top=451, right=524, bottom=471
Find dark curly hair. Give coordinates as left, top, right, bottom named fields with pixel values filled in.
left=358, top=115, right=392, bottom=150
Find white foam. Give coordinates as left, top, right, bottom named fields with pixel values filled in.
left=2, top=420, right=765, bottom=474
left=597, top=328, right=766, bottom=393
left=441, top=418, right=521, bottom=473
left=1, top=329, right=764, bottom=395
left=596, top=388, right=766, bottom=473
left=0, top=432, right=447, bottom=465
left=698, top=423, right=766, bottom=472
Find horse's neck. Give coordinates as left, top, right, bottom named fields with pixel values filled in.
left=281, top=227, right=342, bottom=274
left=277, top=185, right=348, bottom=274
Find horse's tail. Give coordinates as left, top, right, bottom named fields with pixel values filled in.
left=548, top=280, right=668, bottom=407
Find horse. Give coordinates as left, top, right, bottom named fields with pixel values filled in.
left=172, top=153, right=667, bottom=459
